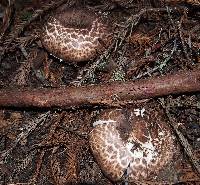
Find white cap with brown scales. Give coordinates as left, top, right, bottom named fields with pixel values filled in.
left=40, top=8, right=111, bottom=62
left=89, top=108, right=177, bottom=182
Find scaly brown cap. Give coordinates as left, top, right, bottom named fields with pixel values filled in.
left=40, top=8, right=111, bottom=62
left=89, top=107, right=177, bottom=182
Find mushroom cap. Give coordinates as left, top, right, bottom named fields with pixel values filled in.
left=40, top=8, right=111, bottom=62
left=89, top=107, right=176, bottom=182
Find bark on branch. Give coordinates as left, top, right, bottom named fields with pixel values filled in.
left=0, top=70, right=200, bottom=108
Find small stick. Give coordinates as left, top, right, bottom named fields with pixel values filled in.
left=158, top=99, right=200, bottom=176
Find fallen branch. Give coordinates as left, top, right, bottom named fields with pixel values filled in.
left=0, top=69, right=199, bottom=108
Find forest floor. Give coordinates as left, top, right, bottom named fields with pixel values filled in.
left=0, top=0, right=200, bottom=184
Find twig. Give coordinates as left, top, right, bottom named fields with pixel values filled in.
left=178, top=15, right=192, bottom=63
left=0, top=69, right=199, bottom=108
left=158, top=98, right=200, bottom=176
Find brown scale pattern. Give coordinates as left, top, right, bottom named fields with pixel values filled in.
left=40, top=8, right=111, bottom=62
left=89, top=108, right=177, bottom=182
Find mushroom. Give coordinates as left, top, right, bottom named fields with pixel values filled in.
left=40, top=8, right=111, bottom=62
left=89, top=107, right=177, bottom=182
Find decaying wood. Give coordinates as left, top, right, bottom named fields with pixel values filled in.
left=0, top=69, right=199, bottom=108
